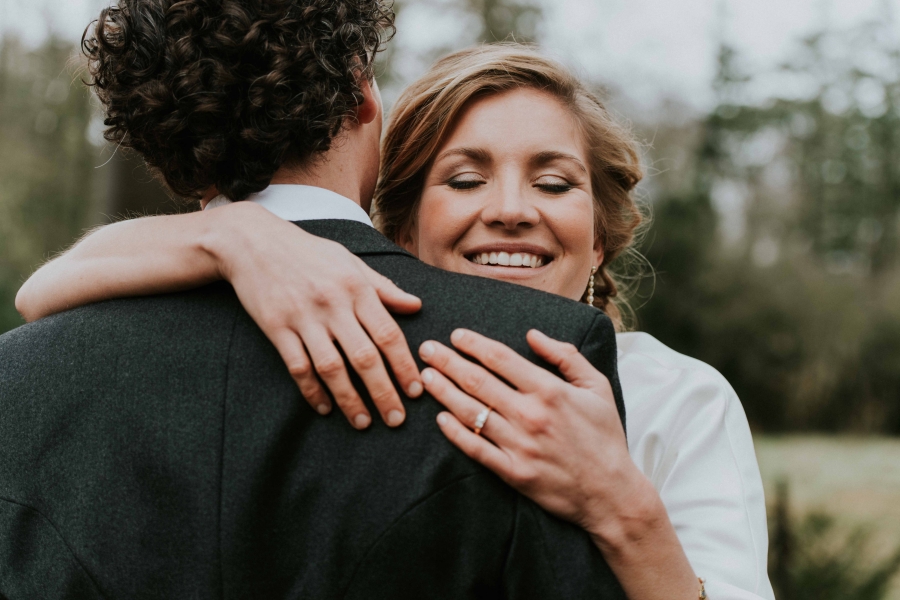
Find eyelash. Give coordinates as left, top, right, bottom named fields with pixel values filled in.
left=445, top=177, right=575, bottom=193
left=536, top=182, right=573, bottom=194
left=446, top=178, right=484, bottom=190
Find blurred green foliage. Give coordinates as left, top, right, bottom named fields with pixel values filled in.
left=769, top=480, right=900, bottom=599
left=633, top=20, right=900, bottom=432
left=0, top=36, right=99, bottom=333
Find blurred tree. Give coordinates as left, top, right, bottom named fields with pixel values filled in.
left=633, top=16, right=900, bottom=432
left=0, top=36, right=99, bottom=333
left=705, top=23, right=900, bottom=276
left=104, top=148, right=183, bottom=218
left=465, top=0, right=541, bottom=43
left=377, top=0, right=542, bottom=100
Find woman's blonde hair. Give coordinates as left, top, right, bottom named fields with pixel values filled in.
left=374, top=43, right=644, bottom=329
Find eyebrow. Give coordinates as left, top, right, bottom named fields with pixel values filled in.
left=531, top=151, right=588, bottom=174
left=433, top=147, right=588, bottom=174
left=433, top=147, right=492, bottom=164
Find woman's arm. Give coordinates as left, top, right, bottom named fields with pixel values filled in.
left=17, top=210, right=224, bottom=321
left=16, top=202, right=424, bottom=428
left=418, top=329, right=700, bottom=600
left=620, top=336, right=774, bottom=599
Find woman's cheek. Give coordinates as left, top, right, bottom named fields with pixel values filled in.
left=416, top=192, right=461, bottom=268
left=559, top=214, right=599, bottom=300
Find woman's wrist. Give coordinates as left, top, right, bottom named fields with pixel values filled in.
left=198, top=201, right=270, bottom=282
left=585, top=469, right=699, bottom=599
left=583, top=467, right=666, bottom=554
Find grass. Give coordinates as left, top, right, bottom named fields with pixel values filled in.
left=756, top=436, right=900, bottom=599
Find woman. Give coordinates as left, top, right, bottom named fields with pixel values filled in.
left=17, top=45, right=773, bottom=599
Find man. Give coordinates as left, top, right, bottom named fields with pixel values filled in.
left=0, top=1, right=625, bottom=598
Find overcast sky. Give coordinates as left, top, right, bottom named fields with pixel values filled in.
left=1, top=0, right=894, bottom=111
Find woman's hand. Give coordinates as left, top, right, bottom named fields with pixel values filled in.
left=206, top=203, right=424, bottom=429
left=417, top=328, right=638, bottom=531
left=418, top=328, right=699, bottom=599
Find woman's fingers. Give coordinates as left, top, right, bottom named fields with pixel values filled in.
left=435, top=411, right=512, bottom=477
left=527, top=329, right=612, bottom=396
left=361, top=261, right=422, bottom=315
left=356, top=287, right=423, bottom=399
left=300, top=327, right=373, bottom=430
left=331, top=315, right=407, bottom=428
left=448, top=329, right=552, bottom=393
left=418, top=340, right=519, bottom=415
left=421, top=367, right=515, bottom=444
left=271, top=329, right=332, bottom=415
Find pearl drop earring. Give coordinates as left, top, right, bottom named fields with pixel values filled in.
left=586, top=266, right=598, bottom=305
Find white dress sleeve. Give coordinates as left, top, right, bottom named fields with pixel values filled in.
left=616, top=332, right=775, bottom=600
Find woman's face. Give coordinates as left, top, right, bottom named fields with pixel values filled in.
left=404, top=87, right=602, bottom=302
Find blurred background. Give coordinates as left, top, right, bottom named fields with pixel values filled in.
left=2, top=0, right=900, bottom=596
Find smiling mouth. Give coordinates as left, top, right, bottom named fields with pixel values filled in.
left=466, top=251, right=550, bottom=269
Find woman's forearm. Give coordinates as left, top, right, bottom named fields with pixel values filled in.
left=587, top=475, right=699, bottom=600
left=14, top=203, right=260, bottom=321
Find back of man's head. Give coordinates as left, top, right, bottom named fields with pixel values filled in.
left=82, top=0, right=393, bottom=202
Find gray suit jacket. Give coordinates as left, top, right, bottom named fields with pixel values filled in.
left=0, top=219, right=626, bottom=599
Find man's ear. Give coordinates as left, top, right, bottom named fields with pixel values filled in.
left=355, top=76, right=380, bottom=125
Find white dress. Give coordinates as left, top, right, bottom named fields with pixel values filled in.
left=617, top=332, right=775, bottom=600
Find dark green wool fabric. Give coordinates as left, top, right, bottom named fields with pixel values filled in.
left=0, top=220, right=626, bottom=599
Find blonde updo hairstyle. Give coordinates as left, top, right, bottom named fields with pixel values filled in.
left=374, top=44, right=644, bottom=330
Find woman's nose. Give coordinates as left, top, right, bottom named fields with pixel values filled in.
left=480, top=181, right=540, bottom=230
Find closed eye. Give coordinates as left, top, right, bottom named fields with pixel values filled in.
left=534, top=176, right=574, bottom=194
left=447, top=175, right=486, bottom=190
left=536, top=182, right=573, bottom=193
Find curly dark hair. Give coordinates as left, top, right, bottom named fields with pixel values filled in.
left=82, top=0, right=394, bottom=201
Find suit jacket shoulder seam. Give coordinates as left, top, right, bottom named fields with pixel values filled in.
left=0, top=495, right=109, bottom=599
left=576, top=311, right=604, bottom=350
left=528, top=501, right=563, bottom=590
left=217, top=305, right=242, bottom=600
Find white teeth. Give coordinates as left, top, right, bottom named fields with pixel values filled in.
left=469, top=251, right=548, bottom=268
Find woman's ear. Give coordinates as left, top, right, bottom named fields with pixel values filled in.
left=592, top=235, right=605, bottom=270
left=397, top=224, right=418, bottom=257
left=355, top=76, right=380, bottom=125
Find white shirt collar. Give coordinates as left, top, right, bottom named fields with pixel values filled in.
left=204, top=184, right=373, bottom=226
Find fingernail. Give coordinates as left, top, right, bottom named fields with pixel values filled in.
left=451, top=329, right=466, bottom=343
left=354, top=414, right=371, bottom=429
left=408, top=381, right=423, bottom=397
left=437, top=413, right=448, bottom=426
left=420, top=341, right=435, bottom=358
left=316, top=404, right=330, bottom=415
left=387, top=410, right=404, bottom=427
left=422, top=369, right=434, bottom=384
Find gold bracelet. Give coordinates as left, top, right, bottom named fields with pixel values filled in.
left=698, top=577, right=707, bottom=600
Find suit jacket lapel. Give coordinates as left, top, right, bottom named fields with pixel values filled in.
left=293, top=220, right=415, bottom=258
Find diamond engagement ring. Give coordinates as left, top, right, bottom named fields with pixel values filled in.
left=473, top=407, right=492, bottom=436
